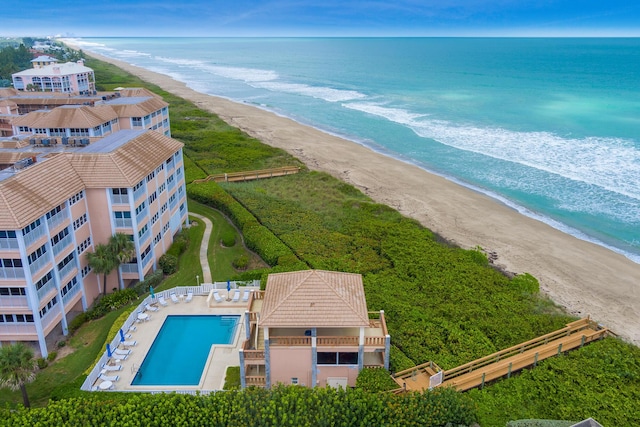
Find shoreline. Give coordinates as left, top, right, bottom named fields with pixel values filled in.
left=77, top=47, right=640, bottom=346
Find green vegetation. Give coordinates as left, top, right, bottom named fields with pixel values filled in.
left=86, top=232, right=134, bottom=295
left=223, top=366, right=241, bottom=390
left=0, top=343, right=37, bottom=408
left=355, top=368, right=400, bottom=392
left=0, top=386, right=477, bottom=427
left=0, top=44, right=32, bottom=84
left=0, top=50, right=632, bottom=425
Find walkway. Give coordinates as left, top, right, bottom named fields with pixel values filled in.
left=189, top=212, right=213, bottom=284
left=393, top=317, right=609, bottom=392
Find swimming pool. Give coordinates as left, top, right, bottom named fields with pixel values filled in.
left=132, top=315, right=239, bottom=386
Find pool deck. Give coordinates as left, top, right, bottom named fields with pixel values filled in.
left=100, top=293, right=253, bottom=392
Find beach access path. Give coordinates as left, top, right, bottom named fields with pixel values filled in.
left=77, top=48, right=640, bottom=347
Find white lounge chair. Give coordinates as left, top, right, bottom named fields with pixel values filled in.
left=232, top=290, right=241, bottom=302
left=111, top=353, right=127, bottom=361
left=145, top=303, right=159, bottom=312
left=158, top=296, right=169, bottom=307
left=99, top=374, right=119, bottom=382
left=114, top=348, right=131, bottom=356
left=101, top=363, right=122, bottom=372
left=213, top=290, right=223, bottom=303
left=170, top=292, right=180, bottom=303
left=121, top=340, right=137, bottom=347
left=127, top=325, right=137, bottom=333
left=242, top=289, right=251, bottom=302
left=185, top=291, right=193, bottom=303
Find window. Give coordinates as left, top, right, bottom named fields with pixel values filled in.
left=0, top=287, right=26, bottom=296
left=46, top=204, right=64, bottom=220
left=69, top=128, right=89, bottom=136
left=140, top=245, right=151, bottom=260
left=114, top=211, right=131, bottom=219
left=156, top=163, right=164, bottom=173
left=133, top=180, right=144, bottom=192
left=50, top=228, right=69, bottom=246
left=135, top=201, right=146, bottom=216
left=57, top=252, right=75, bottom=271
left=0, top=231, right=16, bottom=238
left=77, top=236, right=91, bottom=254
left=148, top=191, right=157, bottom=205
left=162, top=223, right=170, bottom=234
left=112, top=188, right=128, bottom=195
left=39, top=296, right=58, bottom=318
left=132, top=117, right=142, bottom=127
left=0, top=314, right=34, bottom=323
left=34, top=271, right=53, bottom=291
left=146, top=171, right=155, bottom=182
left=81, top=265, right=92, bottom=278
left=69, top=190, right=84, bottom=205
left=73, top=213, right=87, bottom=230
left=317, top=352, right=358, bottom=365
left=291, top=378, right=299, bottom=385
left=158, top=183, right=166, bottom=193
left=151, top=212, right=159, bottom=224
left=138, top=224, right=148, bottom=239
left=28, top=245, right=47, bottom=265
left=0, top=258, right=22, bottom=268
left=22, top=219, right=41, bottom=236
left=61, top=277, right=78, bottom=297
left=161, top=203, right=168, bottom=214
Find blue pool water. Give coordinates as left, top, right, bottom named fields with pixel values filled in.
left=131, top=315, right=239, bottom=386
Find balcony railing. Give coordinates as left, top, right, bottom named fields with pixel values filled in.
left=23, top=226, right=46, bottom=248
left=41, top=306, right=61, bottom=330
left=0, top=323, right=36, bottom=336
left=58, top=262, right=77, bottom=282
left=0, top=267, right=25, bottom=280
left=52, top=234, right=73, bottom=257
left=0, top=295, right=28, bottom=308
left=0, top=238, right=19, bottom=250
left=136, top=207, right=148, bottom=225
left=114, top=217, right=133, bottom=229
left=37, top=279, right=57, bottom=300
left=110, top=194, right=129, bottom=205
left=134, top=185, right=146, bottom=202
left=121, top=263, right=138, bottom=274
left=46, top=213, right=67, bottom=231
left=62, top=283, right=81, bottom=305
left=139, top=228, right=150, bottom=245
left=270, top=336, right=311, bottom=346
left=29, top=256, right=50, bottom=276
left=245, top=376, right=266, bottom=387
left=243, top=349, right=266, bottom=360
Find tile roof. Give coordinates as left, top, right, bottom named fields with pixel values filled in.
left=12, top=104, right=118, bottom=128
left=69, top=130, right=183, bottom=188
left=107, top=97, right=168, bottom=117
left=0, top=154, right=84, bottom=229
left=259, top=270, right=370, bottom=328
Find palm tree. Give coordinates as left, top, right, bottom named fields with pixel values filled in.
left=0, top=343, right=37, bottom=408
left=87, top=243, right=116, bottom=295
left=109, top=233, right=135, bottom=290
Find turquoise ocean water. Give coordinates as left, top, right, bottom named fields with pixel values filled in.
left=70, top=37, right=640, bottom=262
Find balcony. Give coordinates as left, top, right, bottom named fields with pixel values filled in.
left=0, top=238, right=19, bottom=250
left=136, top=207, right=148, bottom=225
left=133, top=185, right=146, bottom=202
left=46, top=212, right=67, bottom=231
left=0, top=323, right=37, bottom=338
left=37, top=278, right=57, bottom=300
left=23, top=226, right=46, bottom=248
left=58, top=262, right=77, bottom=282
left=114, top=217, right=133, bottom=229
left=0, top=267, right=25, bottom=280
left=52, top=234, right=73, bottom=257
left=111, top=194, right=129, bottom=205
left=0, top=295, right=29, bottom=308
left=62, top=283, right=81, bottom=305
left=29, top=256, right=51, bottom=277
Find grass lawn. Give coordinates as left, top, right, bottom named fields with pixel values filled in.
left=0, top=307, right=129, bottom=408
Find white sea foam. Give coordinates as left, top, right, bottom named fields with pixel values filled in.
left=344, top=102, right=640, bottom=202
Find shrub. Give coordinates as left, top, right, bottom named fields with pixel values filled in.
left=232, top=254, right=249, bottom=270
left=47, top=351, right=57, bottom=362
left=57, top=340, right=66, bottom=348
left=68, top=312, right=88, bottom=334
left=36, top=357, right=48, bottom=369
left=220, top=229, right=236, bottom=247
left=131, top=270, right=164, bottom=296
left=356, top=367, right=399, bottom=392
left=167, top=230, right=190, bottom=257
left=159, top=253, right=178, bottom=275
left=86, top=289, right=138, bottom=320
left=223, top=366, right=241, bottom=390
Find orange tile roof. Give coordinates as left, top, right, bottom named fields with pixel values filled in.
left=0, top=154, right=84, bottom=229
left=12, top=104, right=118, bottom=129
left=69, top=131, right=183, bottom=188
left=108, top=97, right=168, bottom=118
left=259, top=270, right=370, bottom=328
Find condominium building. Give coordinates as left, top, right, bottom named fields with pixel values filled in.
left=240, top=270, right=390, bottom=389
left=12, top=59, right=96, bottom=95
left=0, top=128, right=188, bottom=357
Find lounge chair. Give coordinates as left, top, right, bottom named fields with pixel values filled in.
left=185, top=291, right=193, bottom=303
left=158, top=296, right=169, bottom=307
left=145, top=303, right=159, bottom=312
left=111, top=353, right=127, bottom=361
left=127, top=325, right=137, bottom=333
left=99, top=374, right=119, bottom=382
left=121, top=340, right=137, bottom=347
left=242, top=289, right=251, bottom=302
left=170, top=292, right=180, bottom=303
left=213, top=290, right=223, bottom=303
left=114, top=348, right=131, bottom=356
left=232, top=290, right=241, bottom=302
left=101, top=363, right=123, bottom=372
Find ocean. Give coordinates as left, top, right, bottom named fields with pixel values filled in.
left=69, top=37, right=640, bottom=263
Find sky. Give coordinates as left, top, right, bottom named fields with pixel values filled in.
left=2, top=0, right=639, bottom=38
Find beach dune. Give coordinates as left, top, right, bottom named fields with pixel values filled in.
left=78, top=48, right=640, bottom=346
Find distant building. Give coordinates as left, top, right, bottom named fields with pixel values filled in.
left=240, top=270, right=390, bottom=389
left=12, top=60, right=95, bottom=95
left=30, top=55, right=59, bottom=69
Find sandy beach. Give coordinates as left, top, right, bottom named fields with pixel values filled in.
left=80, top=48, right=640, bottom=346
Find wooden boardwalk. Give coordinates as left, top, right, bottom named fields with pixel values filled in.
left=393, top=317, right=609, bottom=392
left=192, top=166, right=301, bottom=184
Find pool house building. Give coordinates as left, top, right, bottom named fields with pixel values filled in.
left=240, top=270, right=390, bottom=389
